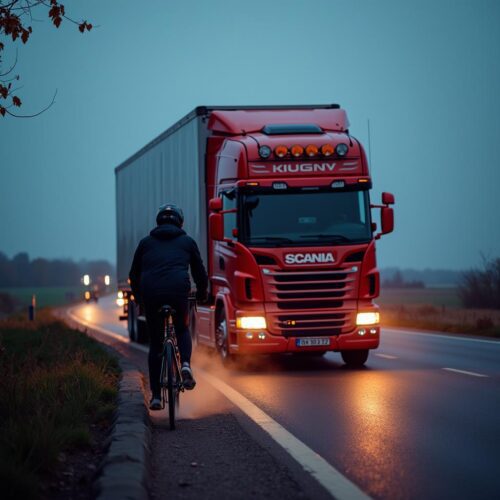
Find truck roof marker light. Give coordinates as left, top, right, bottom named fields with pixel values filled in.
left=273, top=182, right=288, bottom=190
left=335, top=143, right=349, bottom=156
left=246, top=182, right=259, bottom=186
left=321, top=144, right=334, bottom=157
left=259, top=145, right=272, bottom=159
left=358, top=179, right=369, bottom=183
left=305, top=145, right=319, bottom=157
left=291, top=145, right=304, bottom=157
left=274, top=145, right=288, bottom=158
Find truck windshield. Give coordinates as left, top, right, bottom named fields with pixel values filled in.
left=241, top=189, right=371, bottom=246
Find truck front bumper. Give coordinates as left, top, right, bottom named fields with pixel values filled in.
left=230, top=327, right=380, bottom=354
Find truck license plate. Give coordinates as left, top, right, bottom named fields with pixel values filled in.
left=296, top=338, right=330, bottom=347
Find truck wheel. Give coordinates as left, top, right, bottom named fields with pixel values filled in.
left=215, top=309, right=230, bottom=364
left=341, top=349, right=369, bottom=367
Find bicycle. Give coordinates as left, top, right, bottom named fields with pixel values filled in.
left=158, top=296, right=198, bottom=430
left=158, top=304, right=183, bottom=429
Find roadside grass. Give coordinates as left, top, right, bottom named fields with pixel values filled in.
left=379, top=287, right=500, bottom=337
left=0, top=311, right=120, bottom=500
left=0, top=286, right=84, bottom=309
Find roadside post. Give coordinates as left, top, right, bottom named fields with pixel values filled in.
left=28, top=294, right=36, bottom=321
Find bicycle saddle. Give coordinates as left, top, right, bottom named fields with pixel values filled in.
left=159, top=305, right=176, bottom=316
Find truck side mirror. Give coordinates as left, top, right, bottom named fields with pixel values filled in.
left=209, top=197, right=223, bottom=212
left=382, top=192, right=395, bottom=205
left=381, top=207, right=394, bottom=235
left=209, top=213, right=224, bottom=241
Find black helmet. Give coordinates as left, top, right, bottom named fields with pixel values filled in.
left=156, top=204, right=184, bottom=227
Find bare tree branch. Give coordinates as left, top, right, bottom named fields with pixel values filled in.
left=4, top=88, right=56, bottom=117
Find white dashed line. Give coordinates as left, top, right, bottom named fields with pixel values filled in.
left=375, top=353, right=398, bottom=360
left=68, top=308, right=370, bottom=500
left=442, top=368, right=489, bottom=378
left=384, top=327, right=500, bottom=345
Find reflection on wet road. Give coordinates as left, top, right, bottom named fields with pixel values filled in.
left=71, top=297, right=500, bottom=499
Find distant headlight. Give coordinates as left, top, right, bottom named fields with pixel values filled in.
left=356, top=312, right=380, bottom=326
left=116, top=298, right=125, bottom=307
left=236, top=316, right=267, bottom=329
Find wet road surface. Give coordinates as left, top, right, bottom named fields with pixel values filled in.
left=69, top=297, right=500, bottom=499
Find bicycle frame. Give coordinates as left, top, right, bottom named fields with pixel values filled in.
left=159, top=307, right=184, bottom=429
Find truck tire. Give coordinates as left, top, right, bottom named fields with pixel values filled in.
left=215, top=309, right=231, bottom=364
left=341, top=349, right=369, bottom=367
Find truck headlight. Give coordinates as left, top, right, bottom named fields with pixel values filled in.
left=356, top=312, right=380, bottom=326
left=236, top=316, right=267, bottom=329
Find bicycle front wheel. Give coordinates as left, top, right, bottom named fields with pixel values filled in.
left=166, top=342, right=177, bottom=430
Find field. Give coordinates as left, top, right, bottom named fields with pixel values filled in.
left=378, top=286, right=500, bottom=337
left=378, top=287, right=461, bottom=308
left=0, top=286, right=84, bottom=309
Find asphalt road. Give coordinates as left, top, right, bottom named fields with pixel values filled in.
left=70, top=297, right=500, bottom=500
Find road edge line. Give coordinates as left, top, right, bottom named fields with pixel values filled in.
left=65, top=310, right=150, bottom=500
left=68, top=308, right=370, bottom=500
left=200, top=370, right=370, bottom=500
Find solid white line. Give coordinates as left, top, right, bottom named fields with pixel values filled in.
left=200, top=371, right=370, bottom=500
left=68, top=307, right=370, bottom=500
left=442, top=368, right=489, bottom=378
left=375, top=353, right=398, bottom=359
left=384, top=327, right=500, bottom=345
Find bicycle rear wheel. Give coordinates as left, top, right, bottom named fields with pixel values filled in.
left=166, top=342, right=177, bottom=429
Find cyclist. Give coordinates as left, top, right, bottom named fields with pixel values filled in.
left=129, top=204, right=208, bottom=410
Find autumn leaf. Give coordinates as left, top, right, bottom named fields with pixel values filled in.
left=86, top=23, right=92, bottom=31
left=12, top=96, right=22, bottom=107
left=0, top=107, right=6, bottom=117
left=49, top=6, right=60, bottom=19
left=21, top=29, right=30, bottom=44
left=53, top=16, right=62, bottom=28
left=78, top=22, right=85, bottom=33
left=0, top=85, right=8, bottom=99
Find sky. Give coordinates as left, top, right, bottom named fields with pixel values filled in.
left=1, top=0, right=499, bottom=270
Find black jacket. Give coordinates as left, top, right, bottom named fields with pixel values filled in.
left=129, top=224, right=208, bottom=302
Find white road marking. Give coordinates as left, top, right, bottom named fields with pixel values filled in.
left=67, top=308, right=370, bottom=500
left=201, top=371, right=369, bottom=500
left=375, top=353, right=398, bottom=360
left=442, top=368, right=489, bottom=378
left=384, top=327, right=500, bottom=345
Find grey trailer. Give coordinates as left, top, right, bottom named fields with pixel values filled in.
left=115, top=109, right=209, bottom=288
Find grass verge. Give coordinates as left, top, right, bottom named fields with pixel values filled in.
left=0, top=311, right=120, bottom=500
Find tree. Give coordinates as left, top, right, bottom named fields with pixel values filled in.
left=0, top=0, right=92, bottom=118
left=459, top=257, right=500, bottom=309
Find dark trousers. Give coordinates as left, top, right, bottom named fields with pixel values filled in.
left=144, top=294, right=192, bottom=398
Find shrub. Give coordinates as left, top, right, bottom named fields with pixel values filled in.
left=458, top=257, right=500, bottom=309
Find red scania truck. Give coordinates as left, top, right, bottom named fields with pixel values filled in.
left=115, top=105, right=394, bottom=366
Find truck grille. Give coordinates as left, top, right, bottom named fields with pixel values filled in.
left=267, top=267, right=356, bottom=305
left=260, top=266, right=359, bottom=336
